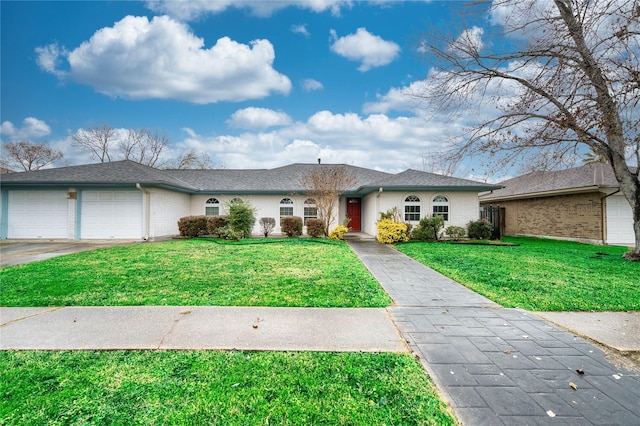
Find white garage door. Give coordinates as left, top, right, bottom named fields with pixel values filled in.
left=8, top=190, right=69, bottom=239
left=81, top=191, right=142, bottom=239
left=606, top=195, right=634, bottom=246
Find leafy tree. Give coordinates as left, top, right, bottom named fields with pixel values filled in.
left=1, top=141, right=63, bottom=171
left=225, top=199, right=256, bottom=239
left=418, top=0, right=640, bottom=260
left=300, top=165, right=358, bottom=237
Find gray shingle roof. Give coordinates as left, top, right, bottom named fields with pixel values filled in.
left=0, top=160, right=196, bottom=190
left=480, top=163, right=624, bottom=201
left=1, top=160, right=499, bottom=194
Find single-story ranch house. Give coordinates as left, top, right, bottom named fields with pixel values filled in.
left=0, top=160, right=501, bottom=240
left=479, top=162, right=635, bottom=246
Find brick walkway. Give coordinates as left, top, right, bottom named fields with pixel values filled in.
left=347, top=240, right=640, bottom=426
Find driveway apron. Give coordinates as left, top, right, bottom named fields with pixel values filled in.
left=347, top=240, right=640, bottom=426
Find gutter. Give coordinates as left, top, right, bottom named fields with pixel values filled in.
left=136, top=183, right=151, bottom=241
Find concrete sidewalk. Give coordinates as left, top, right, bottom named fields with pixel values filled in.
left=0, top=306, right=408, bottom=352
left=347, top=240, right=640, bottom=426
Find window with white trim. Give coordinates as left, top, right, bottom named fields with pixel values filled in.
left=303, top=198, right=317, bottom=224
left=404, top=195, right=421, bottom=222
left=205, top=198, right=220, bottom=216
left=432, top=195, right=449, bottom=221
left=280, top=198, right=294, bottom=217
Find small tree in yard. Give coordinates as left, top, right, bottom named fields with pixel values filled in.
left=300, top=165, right=358, bottom=237
left=224, top=199, right=256, bottom=239
left=259, top=217, right=276, bottom=237
left=418, top=0, right=640, bottom=260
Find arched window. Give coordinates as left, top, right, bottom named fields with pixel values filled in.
left=404, top=195, right=421, bottom=222
left=432, top=195, right=449, bottom=221
left=205, top=198, right=220, bottom=216
left=303, top=198, right=317, bottom=224
left=280, top=198, right=294, bottom=217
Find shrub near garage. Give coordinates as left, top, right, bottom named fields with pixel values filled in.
left=178, top=216, right=209, bottom=237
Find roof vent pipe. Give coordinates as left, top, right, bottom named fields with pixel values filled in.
left=317, top=158, right=321, bottom=164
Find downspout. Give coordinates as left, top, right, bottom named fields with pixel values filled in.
left=136, top=183, right=151, bottom=241
left=600, top=189, right=620, bottom=245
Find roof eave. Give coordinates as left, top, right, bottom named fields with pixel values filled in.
left=479, top=185, right=609, bottom=201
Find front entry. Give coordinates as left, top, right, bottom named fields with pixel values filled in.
left=346, top=198, right=362, bottom=231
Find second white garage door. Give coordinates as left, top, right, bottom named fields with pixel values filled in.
left=80, top=191, right=142, bottom=239
left=606, top=195, right=634, bottom=246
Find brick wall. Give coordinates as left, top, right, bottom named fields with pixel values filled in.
left=482, top=192, right=603, bottom=242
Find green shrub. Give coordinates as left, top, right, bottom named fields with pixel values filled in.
left=305, top=218, right=324, bottom=238
left=217, top=225, right=244, bottom=241
left=411, top=216, right=444, bottom=241
left=177, top=216, right=208, bottom=238
left=467, top=219, right=493, bottom=240
left=281, top=216, right=303, bottom=237
left=259, top=217, right=276, bottom=238
left=328, top=225, right=349, bottom=241
left=445, top=225, right=466, bottom=240
left=379, top=207, right=402, bottom=222
left=225, top=199, right=256, bottom=239
left=376, top=219, right=409, bottom=244
left=207, top=215, right=228, bottom=237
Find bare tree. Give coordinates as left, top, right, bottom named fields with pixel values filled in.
left=166, top=149, right=217, bottom=169
left=418, top=0, right=640, bottom=260
left=120, top=128, right=169, bottom=167
left=299, top=165, right=358, bottom=236
left=1, top=141, right=63, bottom=171
left=71, top=124, right=116, bottom=163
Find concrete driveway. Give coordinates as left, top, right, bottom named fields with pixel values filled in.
left=0, top=240, right=140, bottom=267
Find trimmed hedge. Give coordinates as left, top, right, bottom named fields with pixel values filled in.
left=467, top=219, right=493, bottom=240
left=207, top=215, right=228, bottom=237
left=178, top=216, right=209, bottom=238
left=376, top=219, right=408, bottom=244
left=305, top=218, right=324, bottom=237
left=281, top=216, right=303, bottom=237
left=328, top=225, right=349, bottom=241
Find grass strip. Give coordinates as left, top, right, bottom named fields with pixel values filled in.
left=0, top=239, right=391, bottom=308
left=396, top=237, right=639, bottom=312
left=0, top=350, right=456, bottom=425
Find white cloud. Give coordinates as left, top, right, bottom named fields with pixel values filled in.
left=35, top=15, right=291, bottom=104
left=227, top=107, right=293, bottom=129
left=291, top=24, right=310, bottom=37
left=450, top=26, right=485, bottom=55
left=173, top=108, right=446, bottom=172
left=363, top=80, right=429, bottom=114
left=330, top=27, right=400, bottom=72
left=145, top=0, right=350, bottom=20
left=0, top=117, right=51, bottom=141
left=302, top=78, right=324, bottom=91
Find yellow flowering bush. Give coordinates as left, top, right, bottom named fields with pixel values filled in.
left=328, top=225, right=349, bottom=240
left=376, top=219, right=409, bottom=244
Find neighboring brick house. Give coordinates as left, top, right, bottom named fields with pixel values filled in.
left=479, top=163, right=635, bottom=246
left=0, top=160, right=500, bottom=240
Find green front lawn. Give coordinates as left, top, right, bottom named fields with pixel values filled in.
left=0, top=350, right=456, bottom=425
left=0, top=239, right=391, bottom=307
left=397, top=237, right=639, bottom=312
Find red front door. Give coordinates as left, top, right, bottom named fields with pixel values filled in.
left=346, top=198, right=362, bottom=231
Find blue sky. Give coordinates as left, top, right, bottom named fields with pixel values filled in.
left=2, top=0, right=495, bottom=176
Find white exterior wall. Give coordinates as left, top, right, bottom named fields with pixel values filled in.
left=148, top=188, right=191, bottom=238
left=363, top=191, right=481, bottom=236
left=190, top=194, right=324, bottom=235
left=606, top=194, right=634, bottom=246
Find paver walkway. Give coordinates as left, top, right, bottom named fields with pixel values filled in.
left=347, top=240, right=640, bottom=426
